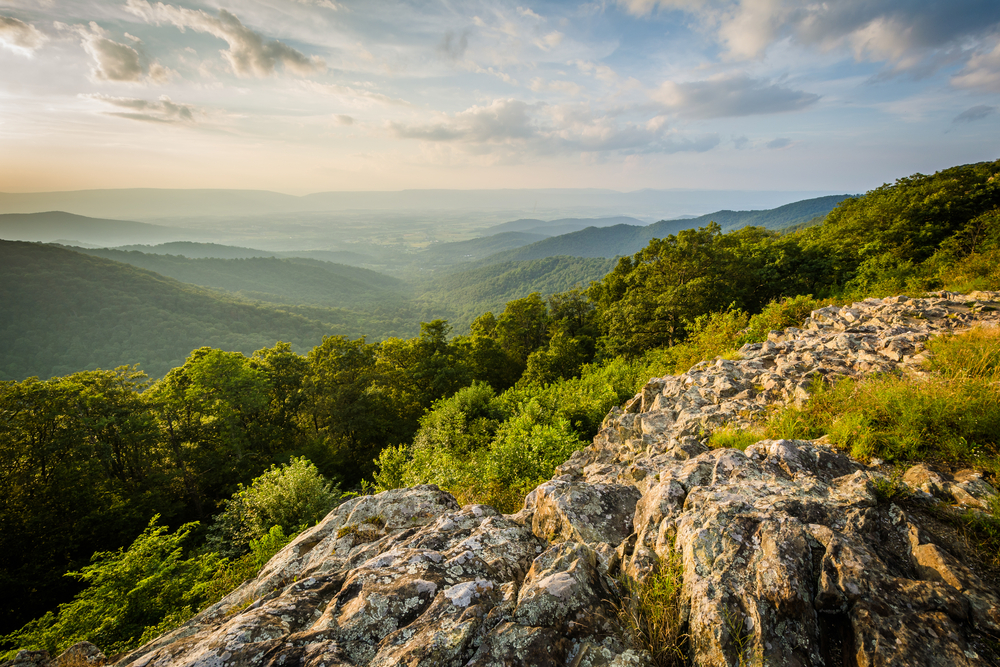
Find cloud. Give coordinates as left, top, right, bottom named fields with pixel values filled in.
left=617, top=0, right=1000, bottom=74
left=0, top=15, right=46, bottom=55
left=301, top=80, right=410, bottom=106
left=391, top=99, right=537, bottom=142
left=389, top=98, right=721, bottom=156
left=124, top=0, right=325, bottom=78
left=86, top=93, right=200, bottom=123
left=530, top=77, right=584, bottom=96
left=653, top=74, right=819, bottom=118
left=59, top=21, right=172, bottom=83
left=289, top=0, right=343, bottom=9
left=766, top=137, right=792, bottom=149
left=953, top=104, right=997, bottom=123
left=335, top=114, right=354, bottom=125
left=952, top=37, right=1000, bottom=92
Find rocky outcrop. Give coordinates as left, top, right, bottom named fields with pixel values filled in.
left=99, top=292, right=1000, bottom=666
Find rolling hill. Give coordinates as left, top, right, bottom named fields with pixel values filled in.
left=417, top=256, right=616, bottom=329
left=481, top=216, right=647, bottom=236
left=0, top=240, right=350, bottom=380
left=113, top=242, right=378, bottom=267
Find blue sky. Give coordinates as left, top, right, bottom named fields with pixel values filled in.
left=1, top=0, right=999, bottom=194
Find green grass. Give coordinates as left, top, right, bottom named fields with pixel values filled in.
left=761, top=327, right=1000, bottom=472
left=707, top=426, right=762, bottom=451
left=613, top=552, right=688, bottom=667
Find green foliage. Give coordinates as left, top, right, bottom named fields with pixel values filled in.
left=372, top=445, right=409, bottom=492
left=1, top=518, right=219, bottom=659
left=809, top=159, right=1000, bottom=289
left=613, top=551, right=688, bottom=667
left=201, top=525, right=293, bottom=612
left=208, top=457, right=339, bottom=558
left=589, top=224, right=835, bottom=357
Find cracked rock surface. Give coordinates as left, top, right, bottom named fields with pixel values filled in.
left=24, top=292, right=998, bottom=667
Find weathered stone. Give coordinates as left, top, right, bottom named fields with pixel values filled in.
left=513, top=542, right=616, bottom=637
left=531, top=480, right=641, bottom=546
left=53, top=643, right=106, bottom=667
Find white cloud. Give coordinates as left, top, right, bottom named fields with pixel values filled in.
left=530, top=77, right=584, bottom=96
left=653, top=73, right=819, bottom=118
left=952, top=36, right=1000, bottom=92
left=59, top=21, right=172, bottom=84
left=289, top=0, right=343, bottom=10
left=0, top=15, right=46, bottom=55
left=301, top=80, right=410, bottom=106
left=124, top=0, right=326, bottom=78
left=86, top=93, right=200, bottom=123
left=389, top=98, right=721, bottom=157
left=765, top=137, right=792, bottom=149
left=391, top=99, right=537, bottom=142
left=617, top=0, right=1000, bottom=77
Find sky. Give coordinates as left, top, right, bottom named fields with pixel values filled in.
left=1, top=0, right=999, bottom=195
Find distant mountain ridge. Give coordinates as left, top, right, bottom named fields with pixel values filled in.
left=481, top=216, right=646, bottom=236
left=477, top=194, right=853, bottom=264
left=70, top=247, right=406, bottom=310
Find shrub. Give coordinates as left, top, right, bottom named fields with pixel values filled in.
left=207, top=457, right=340, bottom=557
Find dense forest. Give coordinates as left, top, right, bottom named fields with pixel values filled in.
left=2, top=159, right=999, bottom=660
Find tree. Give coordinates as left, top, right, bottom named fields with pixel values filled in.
left=494, top=293, right=550, bottom=365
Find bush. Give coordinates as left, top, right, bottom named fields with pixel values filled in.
left=207, top=457, right=340, bottom=557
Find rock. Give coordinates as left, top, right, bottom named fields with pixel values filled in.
left=3, top=652, right=52, bottom=667
left=54, top=643, right=106, bottom=666
left=102, top=292, right=1000, bottom=667
left=531, top=480, right=641, bottom=546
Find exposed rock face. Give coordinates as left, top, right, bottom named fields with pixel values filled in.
left=105, top=292, right=1000, bottom=667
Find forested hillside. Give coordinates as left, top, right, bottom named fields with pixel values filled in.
left=2, top=159, right=999, bottom=661
left=0, top=242, right=408, bottom=380
left=416, top=256, right=616, bottom=328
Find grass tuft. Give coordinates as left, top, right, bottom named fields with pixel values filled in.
left=613, top=552, right=688, bottom=667
left=707, top=426, right=763, bottom=451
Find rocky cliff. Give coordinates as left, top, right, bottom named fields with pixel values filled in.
left=11, top=292, right=1000, bottom=667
